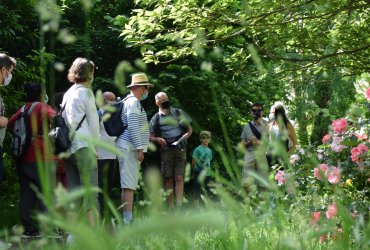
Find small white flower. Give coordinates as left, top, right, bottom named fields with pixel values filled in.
left=317, top=153, right=323, bottom=160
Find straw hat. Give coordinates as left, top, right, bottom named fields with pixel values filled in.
left=127, top=73, right=154, bottom=88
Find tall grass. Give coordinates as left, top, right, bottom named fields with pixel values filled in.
left=0, top=1, right=369, bottom=249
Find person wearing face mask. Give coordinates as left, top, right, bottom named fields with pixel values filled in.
left=149, top=92, right=192, bottom=208
left=268, top=103, right=298, bottom=161
left=96, top=91, right=118, bottom=217
left=0, top=53, right=16, bottom=248
left=240, top=102, right=269, bottom=191
left=61, top=58, right=99, bottom=241
left=116, top=73, right=153, bottom=224
left=0, top=53, right=16, bottom=188
left=8, top=83, right=56, bottom=238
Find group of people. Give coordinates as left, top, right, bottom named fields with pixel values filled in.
left=0, top=55, right=214, bottom=242
left=0, top=53, right=297, bottom=244
left=240, top=102, right=297, bottom=189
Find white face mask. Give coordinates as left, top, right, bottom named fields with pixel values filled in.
left=2, top=72, right=12, bottom=86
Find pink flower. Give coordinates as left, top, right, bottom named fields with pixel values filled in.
left=331, top=136, right=345, bottom=153
left=326, top=167, right=341, bottom=184
left=322, top=134, right=331, bottom=144
left=275, top=170, right=289, bottom=185
left=355, top=133, right=367, bottom=141
left=332, top=118, right=347, bottom=134
left=314, top=164, right=328, bottom=180
left=365, top=88, right=370, bottom=101
left=310, top=211, right=321, bottom=225
left=320, top=234, right=327, bottom=244
left=351, top=143, right=369, bottom=163
left=326, top=204, right=338, bottom=219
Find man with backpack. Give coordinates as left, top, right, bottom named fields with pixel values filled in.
left=240, top=102, right=269, bottom=191
left=8, top=83, right=56, bottom=237
left=149, top=92, right=192, bottom=208
left=116, top=73, right=153, bottom=224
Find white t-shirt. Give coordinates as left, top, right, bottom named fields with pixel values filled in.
left=97, top=108, right=117, bottom=159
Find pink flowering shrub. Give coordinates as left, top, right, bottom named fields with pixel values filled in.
left=313, top=164, right=340, bottom=184
left=326, top=167, right=341, bottom=184
left=274, top=170, right=289, bottom=185
left=271, top=83, right=370, bottom=246
left=332, top=118, right=347, bottom=134
left=331, top=136, right=345, bottom=152
left=314, top=164, right=328, bottom=180
left=350, top=143, right=368, bottom=163
left=326, top=204, right=337, bottom=219
left=365, top=88, right=370, bottom=101
left=310, top=211, right=321, bottom=225
left=322, top=134, right=331, bottom=144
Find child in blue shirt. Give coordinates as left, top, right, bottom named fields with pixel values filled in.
left=192, top=131, right=213, bottom=204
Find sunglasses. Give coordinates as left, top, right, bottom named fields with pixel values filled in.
left=252, top=108, right=262, bottom=112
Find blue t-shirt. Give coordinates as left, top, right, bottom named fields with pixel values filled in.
left=192, top=145, right=213, bottom=175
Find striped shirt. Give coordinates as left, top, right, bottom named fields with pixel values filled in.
left=116, top=94, right=149, bottom=152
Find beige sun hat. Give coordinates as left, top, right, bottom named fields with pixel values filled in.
left=127, top=73, right=154, bottom=88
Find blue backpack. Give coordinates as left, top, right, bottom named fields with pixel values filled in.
left=103, top=96, right=133, bottom=137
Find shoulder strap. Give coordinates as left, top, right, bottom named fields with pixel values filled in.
left=174, top=108, right=181, bottom=117
left=75, top=115, right=86, bottom=132
left=26, top=102, right=40, bottom=115
left=249, top=122, right=262, bottom=140
left=154, top=112, right=161, bottom=136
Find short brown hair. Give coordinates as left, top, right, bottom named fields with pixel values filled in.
left=67, top=57, right=95, bottom=83
left=0, top=53, right=16, bottom=69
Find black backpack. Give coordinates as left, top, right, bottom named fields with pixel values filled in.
left=49, top=103, right=86, bottom=154
left=103, top=96, right=133, bottom=137
left=10, top=102, right=39, bottom=158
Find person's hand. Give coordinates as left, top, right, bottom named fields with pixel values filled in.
left=156, top=137, right=167, bottom=147
left=137, top=149, right=144, bottom=162
left=251, top=136, right=260, bottom=145
left=0, top=116, right=8, bottom=128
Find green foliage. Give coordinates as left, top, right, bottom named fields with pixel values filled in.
left=0, top=0, right=369, bottom=248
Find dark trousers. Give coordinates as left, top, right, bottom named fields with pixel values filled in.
left=98, top=159, right=117, bottom=215
left=0, top=146, right=3, bottom=190
left=16, top=162, right=47, bottom=232
left=193, top=171, right=211, bottom=201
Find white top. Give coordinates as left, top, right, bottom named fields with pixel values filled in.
left=97, top=108, right=117, bottom=159
left=62, top=84, right=99, bottom=154
left=116, top=94, right=149, bottom=152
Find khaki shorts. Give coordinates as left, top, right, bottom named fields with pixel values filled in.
left=242, top=151, right=268, bottom=186
left=161, top=147, right=186, bottom=178
left=118, top=148, right=140, bottom=190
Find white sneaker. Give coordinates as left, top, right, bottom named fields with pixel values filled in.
left=0, top=240, right=12, bottom=250
left=66, top=234, right=74, bottom=244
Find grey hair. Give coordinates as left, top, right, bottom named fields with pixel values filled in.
left=155, top=92, right=167, bottom=101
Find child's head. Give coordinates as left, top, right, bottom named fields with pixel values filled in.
left=200, top=131, right=211, bottom=146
